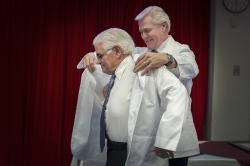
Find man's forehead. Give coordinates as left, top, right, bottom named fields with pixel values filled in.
left=138, top=18, right=155, bottom=30
left=94, top=43, right=105, bottom=52
left=138, top=22, right=155, bottom=32
left=139, top=28, right=153, bottom=33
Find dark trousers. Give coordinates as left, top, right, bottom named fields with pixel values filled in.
left=106, top=149, right=127, bottom=166
left=169, top=157, right=188, bottom=166
left=105, top=138, right=188, bottom=166
left=106, top=139, right=127, bottom=166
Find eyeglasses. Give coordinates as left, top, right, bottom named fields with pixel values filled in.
left=96, top=49, right=112, bottom=60
left=96, top=53, right=105, bottom=60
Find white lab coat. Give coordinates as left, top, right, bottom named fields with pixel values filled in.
left=71, top=55, right=199, bottom=165
left=125, top=55, right=199, bottom=165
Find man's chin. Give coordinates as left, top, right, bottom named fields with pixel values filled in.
left=101, top=68, right=109, bottom=74
left=101, top=68, right=106, bottom=73
left=146, top=44, right=153, bottom=50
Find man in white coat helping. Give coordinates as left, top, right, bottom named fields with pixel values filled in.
left=83, top=6, right=199, bottom=97
left=71, top=28, right=199, bottom=166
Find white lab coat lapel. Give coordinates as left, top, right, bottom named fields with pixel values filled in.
left=126, top=55, right=163, bottom=166
left=127, top=72, right=145, bottom=152
left=127, top=54, right=146, bottom=152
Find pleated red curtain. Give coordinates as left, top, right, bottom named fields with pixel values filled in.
left=0, top=0, right=209, bottom=165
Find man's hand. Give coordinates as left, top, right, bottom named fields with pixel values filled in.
left=133, top=52, right=168, bottom=76
left=83, top=52, right=97, bottom=72
left=150, top=147, right=174, bottom=159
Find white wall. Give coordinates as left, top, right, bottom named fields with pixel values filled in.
left=207, top=0, right=250, bottom=141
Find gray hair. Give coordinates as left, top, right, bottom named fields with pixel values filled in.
left=93, top=28, right=135, bottom=56
left=135, top=6, right=171, bottom=33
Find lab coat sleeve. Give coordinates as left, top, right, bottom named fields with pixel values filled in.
left=172, top=44, right=199, bottom=81
left=71, top=68, right=97, bottom=159
left=71, top=66, right=110, bottom=160
left=154, top=67, right=189, bottom=151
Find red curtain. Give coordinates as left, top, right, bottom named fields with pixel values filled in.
left=0, top=0, right=209, bottom=165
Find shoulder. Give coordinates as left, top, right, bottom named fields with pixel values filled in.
left=169, top=36, right=192, bottom=51
left=151, top=66, right=180, bottom=85
left=134, top=47, right=148, bottom=55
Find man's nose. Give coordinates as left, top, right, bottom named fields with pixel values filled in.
left=96, top=58, right=101, bottom=64
left=141, top=32, right=148, bottom=39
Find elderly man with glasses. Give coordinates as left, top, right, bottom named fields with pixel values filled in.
left=71, top=28, right=199, bottom=166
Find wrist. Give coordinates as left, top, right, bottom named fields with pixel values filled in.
left=164, top=53, right=174, bottom=66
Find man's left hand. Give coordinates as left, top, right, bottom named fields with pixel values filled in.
left=133, top=52, right=168, bottom=76
left=150, top=147, right=174, bottom=159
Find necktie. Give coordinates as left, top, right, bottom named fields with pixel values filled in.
left=100, top=74, right=116, bottom=152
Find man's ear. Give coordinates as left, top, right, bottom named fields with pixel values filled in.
left=162, top=21, right=167, bottom=31
left=113, top=45, right=123, bottom=58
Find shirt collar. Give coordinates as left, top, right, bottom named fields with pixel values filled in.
left=114, top=56, right=134, bottom=81
left=151, top=36, right=170, bottom=53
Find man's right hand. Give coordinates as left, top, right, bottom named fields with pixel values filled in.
left=83, top=52, right=97, bottom=72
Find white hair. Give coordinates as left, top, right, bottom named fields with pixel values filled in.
left=93, top=28, right=135, bottom=56
left=135, top=6, right=171, bottom=33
